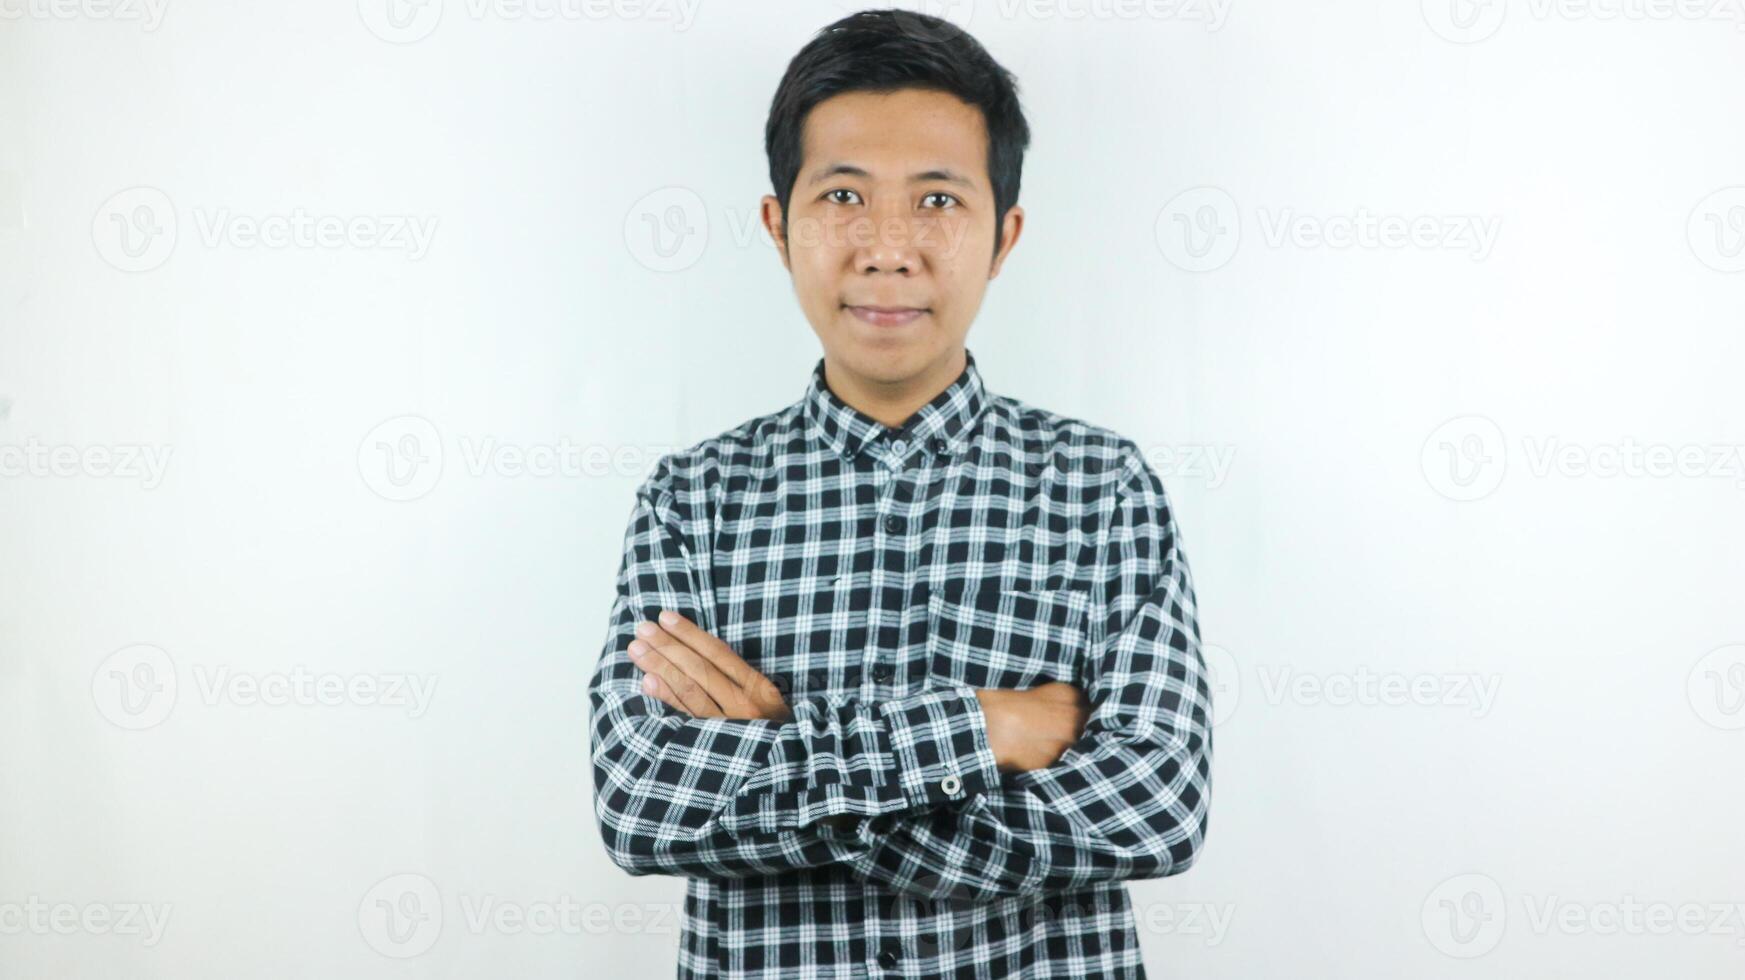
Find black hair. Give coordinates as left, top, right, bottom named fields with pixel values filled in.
left=763, top=9, right=1032, bottom=260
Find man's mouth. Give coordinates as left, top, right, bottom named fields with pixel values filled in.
left=844, top=304, right=928, bottom=327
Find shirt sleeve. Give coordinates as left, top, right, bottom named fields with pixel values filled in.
left=834, top=454, right=1213, bottom=900
left=587, top=474, right=1004, bottom=880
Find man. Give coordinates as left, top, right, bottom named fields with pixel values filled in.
left=588, top=10, right=1212, bottom=978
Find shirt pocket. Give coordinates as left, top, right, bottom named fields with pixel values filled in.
left=926, top=586, right=1093, bottom=691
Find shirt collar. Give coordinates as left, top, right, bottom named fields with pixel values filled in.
left=802, top=349, right=989, bottom=463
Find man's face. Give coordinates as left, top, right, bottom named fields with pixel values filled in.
left=763, top=87, right=1023, bottom=385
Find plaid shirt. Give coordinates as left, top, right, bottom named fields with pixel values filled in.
left=588, top=350, right=1212, bottom=979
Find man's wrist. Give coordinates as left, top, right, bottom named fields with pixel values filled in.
left=972, top=688, right=1008, bottom=771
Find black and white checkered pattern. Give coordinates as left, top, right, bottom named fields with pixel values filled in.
left=588, top=349, right=1212, bottom=979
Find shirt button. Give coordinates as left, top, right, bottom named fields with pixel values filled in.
left=891, top=439, right=906, bottom=455
left=877, top=950, right=899, bottom=969
left=882, top=514, right=903, bottom=534
left=870, top=665, right=892, bottom=682
left=940, top=775, right=962, bottom=796
left=929, top=436, right=947, bottom=454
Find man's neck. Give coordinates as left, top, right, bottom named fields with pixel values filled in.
left=822, top=348, right=967, bottom=430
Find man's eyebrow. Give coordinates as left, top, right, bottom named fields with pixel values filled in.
left=805, top=163, right=977, bottom=188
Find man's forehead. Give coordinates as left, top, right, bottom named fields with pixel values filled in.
left=800, top=91, right=989, bottom=185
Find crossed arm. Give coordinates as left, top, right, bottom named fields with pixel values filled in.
left=586, top=458, right=1212, bottom=900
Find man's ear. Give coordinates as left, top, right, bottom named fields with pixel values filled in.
left=989, top=204, right=1025, bottom=279
left=760, top=194, right=790, bottom=271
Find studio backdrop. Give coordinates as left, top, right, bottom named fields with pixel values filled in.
left=2, top=1, right=1743, bottom=977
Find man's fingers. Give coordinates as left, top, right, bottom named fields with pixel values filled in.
left=653, top=611, right=763, bottom=686
left=628, top=641, right=723, bottom=717
left=637, top=625, right=746, bottom=711
left=640, top=672, right=691, bottom=715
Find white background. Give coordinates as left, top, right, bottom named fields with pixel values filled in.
left=3, top=0, right=1744, bottom=977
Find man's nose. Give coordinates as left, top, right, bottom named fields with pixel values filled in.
left=853, top=215, right=923, bottom=275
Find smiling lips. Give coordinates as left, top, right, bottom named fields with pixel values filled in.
left=845, top=304, right=928, bottom=327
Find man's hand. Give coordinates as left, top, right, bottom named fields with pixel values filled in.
left=975, top=682, right=1091, bottom=773
left=627, top=610, right=792, bottom=721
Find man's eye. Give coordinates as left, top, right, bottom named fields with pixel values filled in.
left=921, top=192, right=959, bottom=209
left=824, top=189, right=862, bottom=206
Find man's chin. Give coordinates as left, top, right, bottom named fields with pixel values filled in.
left=826, top=339, right=949, bottom=386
